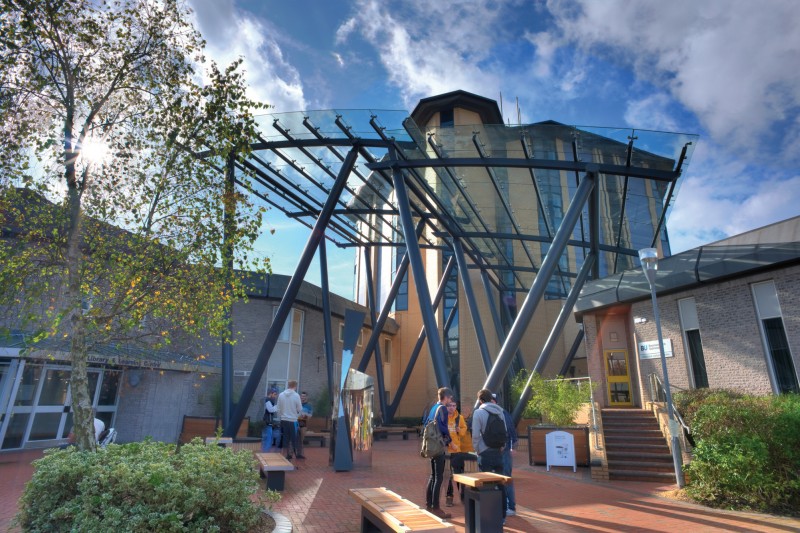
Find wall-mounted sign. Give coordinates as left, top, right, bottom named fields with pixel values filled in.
left=638, top=339, right=673, bottom=359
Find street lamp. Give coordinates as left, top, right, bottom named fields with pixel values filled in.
left=638, top=247, right=685, bottom=488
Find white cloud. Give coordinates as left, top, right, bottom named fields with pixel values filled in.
left=337, top=0, right=516, bottom=108
left=538, top=0, right=800, bottom=166
left=624, top=94, right=680, bottom=133
left=188, top=0, right=307, bottom=112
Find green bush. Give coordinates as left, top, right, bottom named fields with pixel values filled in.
left=16, top=439, right=279, bottom=532
left=515, top=371, right=593, bottom=426
left=510, top=370, right=542, bottom=420
left=684, top=393, right=800, bottom=516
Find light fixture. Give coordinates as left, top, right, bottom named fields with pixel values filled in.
left=638, top=247, right=684, bottom=488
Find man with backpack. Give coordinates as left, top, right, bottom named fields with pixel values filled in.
left=472, top=388, right=508, bottom=521
left=423, top=387, right=454, bottom=519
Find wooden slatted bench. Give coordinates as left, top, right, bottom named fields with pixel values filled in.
left=373, top=426, right=418, bottom=440
left=254, top=452, right=295, bottom=491
left=349, top=487, right=454, bottom=533
left=303, top=430, right=327, bottom=447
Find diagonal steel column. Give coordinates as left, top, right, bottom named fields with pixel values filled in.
left=559, top=327, right=585, bottom=377
left=385, top=257, right=455, bottom=422
left=480, top=270, right=526, bottom=372
left=390, top=151, right=449, bottom=387
left=356, top=220, right=425, bottom=372
left=511, top=252, right=596, bottom=424
left=453, top=239, right=492, bottom=374
left=224, top=147, right=360, bottom=437
left=483, top=169, right=596, bottom=395
left=319, top=239, right=336, bottom=407
left=363, top=247, right=388, bottom=421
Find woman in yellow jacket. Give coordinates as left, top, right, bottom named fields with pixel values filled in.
left=445, top=401, right=472, bottom=505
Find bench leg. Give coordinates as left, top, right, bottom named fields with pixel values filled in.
left=265, top=470, right=286, bottom=491
left=361, top=508, right=389, bottom=533
left=402, top=432, right=409, bottom=440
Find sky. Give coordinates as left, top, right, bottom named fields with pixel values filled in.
left=187, top=0, right=800, bottom=298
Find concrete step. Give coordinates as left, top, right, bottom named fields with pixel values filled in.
left=607, top=451, right=673, bottom=462
left=609, top=470, right=676, bottom=482
left=605, top=428, right=664, bottom=437
left=605, top=442, right=671, bottom=454
left=608, top=460, right=676, bottom=472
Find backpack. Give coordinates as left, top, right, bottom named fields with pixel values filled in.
left=481, top=408, right=508, bottom=449
left=420, top=405, right=445, bottom=459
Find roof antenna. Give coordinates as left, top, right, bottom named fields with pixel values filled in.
left=516, top=97, right=521, bottom=125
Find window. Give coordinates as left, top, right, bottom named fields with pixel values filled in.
left=382, top=338, right=391, bottom=364
left=752, top=281, right=799, bottom=394
left=440, top=108, right=454, bottom=128
left=678, top=298, right=708, bottom=388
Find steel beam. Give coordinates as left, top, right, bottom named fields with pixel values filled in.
left=453, top=239, right=492, bottom=374
left=558, top=328, right=585, bottom=377
left=223, top=147, right=359, bottom=437
left=221, top=152, right=235, bottom=429
left=390, top=150, right=449, bottom=387
left=363, top=247, right=388, bottom=421
left=483, top=170, right=596, bottom=395
left=319, top=239, right=335, bottom=405
left=384, top=257, right=455, bottom=422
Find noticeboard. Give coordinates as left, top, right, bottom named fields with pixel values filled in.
left=545, top=430, right=577, bottom=472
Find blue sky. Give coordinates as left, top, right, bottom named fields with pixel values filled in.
left=188, top=0, right=800, bottom=298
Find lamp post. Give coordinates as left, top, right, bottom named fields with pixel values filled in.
left=638, top=247, right=685, bottom=488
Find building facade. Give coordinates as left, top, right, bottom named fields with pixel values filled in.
left=576, top=217, right=800, bottom=408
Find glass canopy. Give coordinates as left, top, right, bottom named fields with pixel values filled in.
left=242, top=109, right=697, bottom=295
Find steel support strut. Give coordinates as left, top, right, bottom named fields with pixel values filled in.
left=558, top=328, right=585, bottom=377
left=453, top=239, right=492, bottom=374
left=363, top=247, right=388, bottom=420
left=384, top=257, right=456, bottom=422
left=390, top=149, right=449, bottom=387
left=510, top=252, right=596, bottom=424
left=223, top=147, right=360, bottom=437
left=483, top=170, right=596, bottom=395
left=319, top=239, right=336, bottom=406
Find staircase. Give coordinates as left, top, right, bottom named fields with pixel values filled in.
left=602, top=408, right=676, bottom=483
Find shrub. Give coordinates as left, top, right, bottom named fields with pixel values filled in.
left=16, top=439, right=279, bottom=532
left=684, top=393, right=800, bottom=516
left=518, top=371, right=593, bottom=426
left=510, top=370, right=542, bottom=420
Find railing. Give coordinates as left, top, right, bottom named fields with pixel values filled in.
left=548, top=376, right=601, bottom=450
left=648, top=373, right=692, bottom=452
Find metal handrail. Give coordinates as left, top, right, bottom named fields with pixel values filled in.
left=648, top=373, right=692, bottom=451
left=544, top=376, right=601, bottom=450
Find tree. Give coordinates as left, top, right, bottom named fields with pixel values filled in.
left=0, top=0, right=268, bottom=450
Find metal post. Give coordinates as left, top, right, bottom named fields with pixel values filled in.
left=452, top=239, right=492, bottom=374
left=319, top=239, right=335, bottom=406
left=558, top=328, right=585, bottom=377
left=481, top=271, right=526, bottom=371
left=390, top=150, right=449, bottom=387
left=483, top=170, right=596, bottom=394
left=363, top=247, right=388, bottom=422
left=385, top=257, right=456, bottom=422
left=224, top=147, right=359, bottom=437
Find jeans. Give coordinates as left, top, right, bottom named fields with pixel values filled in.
left=425, top=454, right=447, bottom=508
left=502, top=448, right=516, bottom=511
left=261, top=425, right=273, bottom=452
left=280, top=420, right=299, bottom=457
left=478, top=447, right=507, bottom=518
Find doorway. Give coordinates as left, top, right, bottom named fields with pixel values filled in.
left=605, top=349, right=633, bottom=406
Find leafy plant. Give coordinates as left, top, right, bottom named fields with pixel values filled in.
left=313, top=386, right=332, bottom=419
left=510, top=370, right=542, bottom=419
left=15, top=439, right=280, bottom=532
left=523, top=371, right=593, bottom=427
left=683, top=392, right=800, bottom=516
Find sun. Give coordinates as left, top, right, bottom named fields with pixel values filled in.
left=80, top=138, right=110, bottom=164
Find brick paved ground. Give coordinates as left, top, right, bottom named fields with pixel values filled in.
left=2, top=438, right=798, bottom=532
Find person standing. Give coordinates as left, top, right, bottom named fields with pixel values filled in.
left=493, top=394, right=518, bottom=515
left=277, top=380, right=303, bottom=460
left=444, top=399, right=469, bottom=506
left=297, top=391, right=313, bottom=456
left=424, top=387, right=454, bottom=519
left=262, top=388, right=279, bottom=452
left=472, top=388, right=508, bottom=521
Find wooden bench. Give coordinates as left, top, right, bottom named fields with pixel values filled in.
left=373, top=426, right=418, bottom=440
left=178, top=415, right=249, bottom=444
left=349, top=487, right=454, bottom=533
left=254, top=452, right=295, bottom=491
left=303, top=430, right=328, bottom=447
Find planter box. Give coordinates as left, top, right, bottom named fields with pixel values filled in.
left=528, top=425, right=590, bottom=466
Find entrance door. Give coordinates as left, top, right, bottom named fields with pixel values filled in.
left=605, top=349, right=633, bottom=406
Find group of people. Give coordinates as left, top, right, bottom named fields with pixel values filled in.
left=424, top=387, right=518, bottom=522
left=262, top=380, right=313, bottom=460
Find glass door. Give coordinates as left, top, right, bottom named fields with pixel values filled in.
left=605, top=350, right=633, bottom=406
